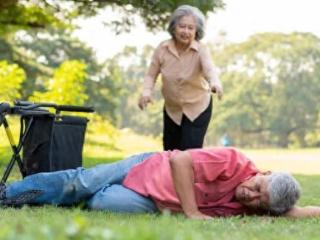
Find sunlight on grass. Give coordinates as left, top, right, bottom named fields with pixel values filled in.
left=114, top=128, right=162, bottom=156
left=83, top=128, right=161, bottom=165
left=0, top=117, right=319, bottom=175
left=244, top=148, right=320, bottom=174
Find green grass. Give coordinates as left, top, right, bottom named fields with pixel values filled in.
left=0, top=166, right=320, bottom=240
left=0, top=177, right=320, bottom=240
left=1, top=122, right=320, bottom=239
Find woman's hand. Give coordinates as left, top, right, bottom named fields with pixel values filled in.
left=138, top=95, right=152, bottom=110
left=211, top=85, right=223, bottom=100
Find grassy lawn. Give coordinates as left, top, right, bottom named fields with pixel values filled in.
left=0, top=176, right=320, bottom=240
left=1, top=123, right=320, bottom=239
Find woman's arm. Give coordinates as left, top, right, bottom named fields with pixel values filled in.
left=284, top=206, right=320, bottom=218
left=169, top=151, right=212, bottom=220
left=199, top=45, right=223, bottom=100
left=138, top=47, right=161, bottom=110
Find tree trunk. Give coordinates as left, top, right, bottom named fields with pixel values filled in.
left=0, top=0, right=18, bottom=11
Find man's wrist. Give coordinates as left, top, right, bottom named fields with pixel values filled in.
left=184, top=208, right=201, bottom=217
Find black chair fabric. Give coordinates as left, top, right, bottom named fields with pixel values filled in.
left=22, top=115, right=88, bottom=175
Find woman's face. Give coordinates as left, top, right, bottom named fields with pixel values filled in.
left=174, top=15, right=196, bottom=46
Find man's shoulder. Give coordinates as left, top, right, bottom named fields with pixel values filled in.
left=190, top=147, right=241, bottom=154
left=188, top=147, right=250, bottom=165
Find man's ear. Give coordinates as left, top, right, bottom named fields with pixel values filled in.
left=261, top=171, right=272, bottom=176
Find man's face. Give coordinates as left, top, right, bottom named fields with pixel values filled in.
left=235, top=173, right=271, bottom=210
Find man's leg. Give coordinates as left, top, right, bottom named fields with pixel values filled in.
left=87, top=184, right=158, bottom=213
left=3, top=152, right=154, bottom=206
left=180, top=98, right=212, bottom=150
left=163, top=109, right=182, bottom=150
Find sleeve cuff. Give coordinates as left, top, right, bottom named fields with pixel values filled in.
left=209, top=80, right=222, bottom=90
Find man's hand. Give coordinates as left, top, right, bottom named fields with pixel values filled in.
left=138, top=95, right=152, bottom=110
left=211, top=85, right=223, bottom=100
left=185, top=210, right=213, bottom=220
left=284, top=206, right=320, bottom=218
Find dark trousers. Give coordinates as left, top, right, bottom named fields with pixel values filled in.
left=163, top=98, right=212, bottom=150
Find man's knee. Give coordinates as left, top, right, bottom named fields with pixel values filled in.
left=86, top=192, right=106, bottom=210
left=86, top=185, right=113, bottom=210
left=87, top=184, right=135, bottom=211
left=86, top=185, right=158, bottom=213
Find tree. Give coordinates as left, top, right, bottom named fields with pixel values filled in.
left=0, top=60, right=25, bottom=101
left=0, top=0, right=224, bottom=33
left=0, top=0, right=65, bottom=35
left=0, top=28, right=119, bottom=120
left=30, top=60, right=88, bottom=105
left=208, top=32, right=320, bottom=148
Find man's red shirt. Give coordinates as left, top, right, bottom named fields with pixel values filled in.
left=123, top=147, right=258, bottom=217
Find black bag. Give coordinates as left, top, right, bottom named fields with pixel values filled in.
left=22, top=115, right=88, bottom=175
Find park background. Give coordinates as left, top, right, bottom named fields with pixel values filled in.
left=0, top=0, right=320, bottom=239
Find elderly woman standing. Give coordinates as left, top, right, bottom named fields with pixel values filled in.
left=138, top=5, right=223, bottom=150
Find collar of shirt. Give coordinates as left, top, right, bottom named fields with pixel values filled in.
left=163, top=39, right=200, bottom=59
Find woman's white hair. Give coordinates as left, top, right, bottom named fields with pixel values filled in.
left=267, top=171, right=301, bottom=214
left=167, top=5, right=206, bottom=41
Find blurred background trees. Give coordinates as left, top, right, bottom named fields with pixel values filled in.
left=0, top=0, right=319, bottom=148
left=207, top=32, right=320, bottom=148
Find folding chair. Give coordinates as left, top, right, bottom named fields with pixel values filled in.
left=0, top=101, right=94, bottom=183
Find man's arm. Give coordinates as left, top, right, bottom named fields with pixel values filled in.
left=169, top=151, right=212, bottom=220
left=284, top=206, right=320, bottom=218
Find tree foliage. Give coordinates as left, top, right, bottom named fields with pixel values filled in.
left=0, top=0, right=224, bottom=34
left=30, top=60, right=88, bottom=105
left=208, top=32, right=320, bottom=148
left=0, top=0, right=65, bottom=35
left=0, top=60, right=25, bottom=101
left=0, top=28, right=119, bottom=120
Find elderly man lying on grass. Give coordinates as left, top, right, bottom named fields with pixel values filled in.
left=0, top=147, right=318, bottom=218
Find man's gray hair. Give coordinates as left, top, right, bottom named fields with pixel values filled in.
left=267, top=171, right=301, bottom=214
left=167, top=5, right=206, bottom=41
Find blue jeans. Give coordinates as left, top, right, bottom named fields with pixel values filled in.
left=6, top=152, right=158, bottom=213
